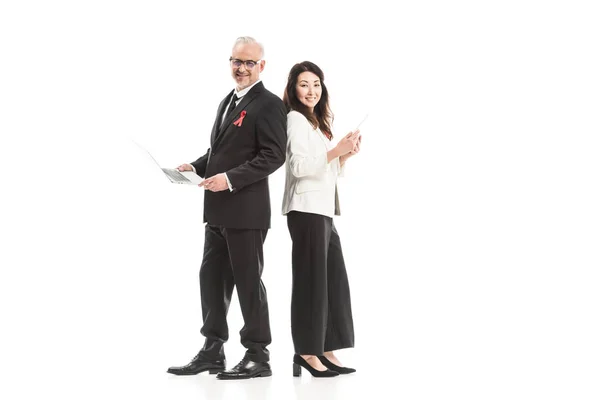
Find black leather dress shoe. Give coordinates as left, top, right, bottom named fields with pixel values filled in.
left=216, top=356, right=272, bottom=380
left=167, top=352, right=225, bottom=375
left=317, top=355, right=356, bottom=374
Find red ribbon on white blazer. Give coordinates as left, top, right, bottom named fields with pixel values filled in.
left=233, top=110, right=247, bottom=127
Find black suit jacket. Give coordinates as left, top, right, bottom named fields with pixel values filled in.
left=191, top=82, right=287, bottom=229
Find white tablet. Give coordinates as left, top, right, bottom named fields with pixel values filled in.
left=355, top=113, right=369, bottom=131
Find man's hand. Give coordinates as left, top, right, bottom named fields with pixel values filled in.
left=199, top=173, right=229, bottom=192
left=177, top=163, right=193, bottom=172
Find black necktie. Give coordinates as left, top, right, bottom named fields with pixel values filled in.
left=224, top=94, right=239, bottom=122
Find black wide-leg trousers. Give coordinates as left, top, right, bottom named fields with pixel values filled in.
left=197, top=224, right=271, bottom=362
left=286, top=211, right=355, bottom=355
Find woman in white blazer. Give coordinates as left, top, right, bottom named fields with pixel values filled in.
left=282, top=61, right=361, bottom=378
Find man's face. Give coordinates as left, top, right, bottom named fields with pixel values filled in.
left=230, top=42, right=264, bottom=91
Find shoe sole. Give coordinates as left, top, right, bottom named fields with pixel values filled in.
left=167, top=368, right=225, bottom=376
left=215, top=370, right=272, bottom=380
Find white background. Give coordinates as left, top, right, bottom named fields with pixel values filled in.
left=1, top=1, right=599, bottom=399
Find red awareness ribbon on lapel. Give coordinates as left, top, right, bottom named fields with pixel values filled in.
left=233, top=110, right=247, bottom=127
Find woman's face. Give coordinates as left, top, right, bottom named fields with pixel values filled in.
left=295, top=71, right=322, bottom=111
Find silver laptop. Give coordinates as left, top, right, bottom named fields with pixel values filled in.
left=159, top=167, right=203, bottom=185
left=135, top=141, right=203, bottom=185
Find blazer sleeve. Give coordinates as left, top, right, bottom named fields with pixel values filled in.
left=191, top=149, right=210, bottom=178
left=225, top=97, right=287, bottom=190
left=287, top=111, right=328, bottom=178
left=337, top=158, right=346, bottom=177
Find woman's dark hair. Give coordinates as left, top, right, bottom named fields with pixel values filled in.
left=283, top=61, right=334, bottom=139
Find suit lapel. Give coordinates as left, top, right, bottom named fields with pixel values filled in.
left=212, top=82, right=264, bottom=149
left=211, top=91, right=233, bottom=144
left=315, top=128, right=330, bottom=148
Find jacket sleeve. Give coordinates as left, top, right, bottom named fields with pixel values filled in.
left=191, top=149, right=210, bottom=178
left=337, top=158, right=346, bottom=177
left=287, top=111, right=328, bottom=178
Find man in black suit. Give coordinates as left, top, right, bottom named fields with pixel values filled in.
left=167, top=36, right=287, bottom=380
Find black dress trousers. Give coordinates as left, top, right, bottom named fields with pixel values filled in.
left=286, top=211, right=355, bottom=355
left=197, top=224, right=271, bottom=362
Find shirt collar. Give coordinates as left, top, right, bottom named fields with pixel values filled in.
left=234, top=79, right=261, bottom=98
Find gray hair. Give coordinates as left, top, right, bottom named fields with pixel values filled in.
left=232, top=36, right=264, bottom=58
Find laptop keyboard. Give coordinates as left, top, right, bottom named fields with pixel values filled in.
left=163, top=168, right=190, bottom=183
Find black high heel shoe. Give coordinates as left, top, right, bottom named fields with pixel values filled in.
left=317, top=355, right=356, bottom=374
left=293, top=354, right=338, bottom=378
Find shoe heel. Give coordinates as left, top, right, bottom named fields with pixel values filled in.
left=293, top=363, right=301, bottom=377
left=208, top=369, right=222, bottom=375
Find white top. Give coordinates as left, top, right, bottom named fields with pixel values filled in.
left=282, top=110, right=345, bottom=218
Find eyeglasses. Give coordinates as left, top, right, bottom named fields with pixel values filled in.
left=229, top=57, right=261, bottom=69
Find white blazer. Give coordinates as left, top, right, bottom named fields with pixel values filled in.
left=282, top=110, right=344, bottom=218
